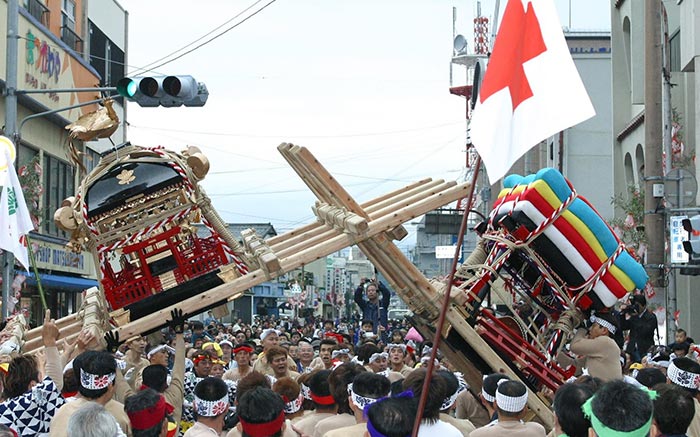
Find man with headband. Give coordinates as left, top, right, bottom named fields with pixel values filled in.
left=324, top=372, right=391, bottom=437
left=402, top=368, right=461, bottom=436
left=182, top=349, right=215, bottom=431
left=224, top=343, right=255, bottom=381
left=314, top=363, right=367, bottom=436
left=140, top=308, right=188, bottom=432
left=364, top=395, right=417, bottom=437
left=581, top=379, right=654, bottom=437
left=666, top=357, right=700, bottom=436
left=470, top=380, right=545, bottom=436
left=272, top=377, right=306, bottom=423
left=185, top=377, right=230, bottom=436
left=478, top=373, right=510, bottom=425
left=235, top=386, right=293, bottom=437
left=437, top=370, right=476, bottom=435
left=125, top=388, right=175, bottom=437
left=293, top=369, right=337, bottom=436
left=568, top=312, right=622, bottom=382
left=253, top=329, right=297, bottom=376
left=123, top=335, right=150, bottom=389
left=387, top=343, right=413, bottom=377
left=50, top=350, right=132, bottom=436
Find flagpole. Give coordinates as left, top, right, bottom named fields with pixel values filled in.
left=24, top=234, right=47, bottom=311
left=411, top=155, right=481, bottom=437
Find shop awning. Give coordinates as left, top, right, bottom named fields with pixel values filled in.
left=18, top=271, right=98, bottom=291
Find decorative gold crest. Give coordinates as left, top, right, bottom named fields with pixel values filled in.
left=117, top=169, right=136, bottom=185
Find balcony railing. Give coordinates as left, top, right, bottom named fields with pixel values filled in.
left=26, top=0, right=50, bottom=27
left=61, top=24, right=83, bottom=53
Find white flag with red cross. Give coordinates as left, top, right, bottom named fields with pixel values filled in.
left=470, top=0, right=595, bottom=183
left=0, top=137, right=35, bottom=270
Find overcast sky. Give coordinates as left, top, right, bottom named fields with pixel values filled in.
left=116, top=0, right=611, bottom=248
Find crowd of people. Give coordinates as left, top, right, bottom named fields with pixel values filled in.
left=0, top=280, right=696, bottom=437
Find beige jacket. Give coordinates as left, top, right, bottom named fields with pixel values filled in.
left=50, top=397, right=132, bottom=437
left=569, top=329, right=622, bottom=382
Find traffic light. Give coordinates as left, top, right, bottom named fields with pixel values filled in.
left=682, top=215, right=700, bottom=261
left=116, top=75, right=209, bottom=107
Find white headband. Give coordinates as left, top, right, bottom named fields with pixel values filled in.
left=387, top=343, right=407, bottom=354
left=300, top=383, right=312, bottom=400
left=347, top=383, right=382, bottom=409
left=284, top=393, right=304, bottom=414
left=147, top=344, right=175, bottom=359
left=369, top=352, right=388, bottom=363
left=79, top=369, right=115, bottom=390
left=482, top=375, right=508, bottom=403
left=441, top=372, right=468, bottom=411
left=332, top=349, right=350, bottom=359
left=260, top=329, right=280, bottom=341
left=495, top=385, right=528, bottom=413
left=420, top=356, right=439, bottom=367
left=194, top=394, right=229, bottom=417
left=590, top=315, right=616, bottom=334
left=668, top=361, right=700, bottom=390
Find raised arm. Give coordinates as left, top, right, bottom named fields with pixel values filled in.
left=42, top=309, right=63, bottom=391
left=354, top=282, right=366, bottom=309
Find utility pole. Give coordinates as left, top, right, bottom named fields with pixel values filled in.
left=2, top=0, right=19, bottom=320
left=644, top=0, right=665, bottom=316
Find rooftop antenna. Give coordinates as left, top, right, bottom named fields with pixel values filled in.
left=490, top=0, right=501, bottom=51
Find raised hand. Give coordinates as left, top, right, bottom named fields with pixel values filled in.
left=41, top=309, right=59, bottom=347
left=104, top=330, right=123, bottom=354
left=169, top=308, right=186, bottom=334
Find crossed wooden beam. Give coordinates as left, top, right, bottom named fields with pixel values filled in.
left=19, top=144, right=553, bottom=428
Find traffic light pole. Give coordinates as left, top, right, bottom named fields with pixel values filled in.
left=2, top=0, right=19, bottom=321
left=18, top=93, right=116, bottom=137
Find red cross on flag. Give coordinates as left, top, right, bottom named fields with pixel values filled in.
left=470, top=0, right=595, bottom=182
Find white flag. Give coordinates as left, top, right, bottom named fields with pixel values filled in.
left=470, top=0, right=595, bottom=183
left=0, top=150, right=35, bottom=270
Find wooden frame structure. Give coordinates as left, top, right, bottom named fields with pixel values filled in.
left=13, top=143, right=554, bottom=428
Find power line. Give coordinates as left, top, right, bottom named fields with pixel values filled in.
left=207, top=180, right=381, bottom=196
left=129, top=0, right=266, bottom=75
left=135, top=0, right=278, bottom=74
left=127, top=120, right=465, bottom=139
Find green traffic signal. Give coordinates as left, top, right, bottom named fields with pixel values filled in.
left=115, top=75, right=208, bottom=108
left=116, top=78, right=137, bottom=98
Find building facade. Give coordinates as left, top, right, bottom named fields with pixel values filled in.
left=1, top=0, right=127, bottom=322
left=611, top=0, right=700, bottom=339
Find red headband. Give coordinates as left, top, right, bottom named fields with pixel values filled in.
left=127, top=395, right=174, bottom=430
left=233, top=345, right=254, bottom=354
left=239, top=411, right=286, bottom=437
left=193, top=354, right=211, bottom=365
left=310, top=392, right=336, bottom=405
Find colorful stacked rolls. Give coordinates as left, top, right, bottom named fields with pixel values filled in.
left=488, top=168, right=648, bottom=308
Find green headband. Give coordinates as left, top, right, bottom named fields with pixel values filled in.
left=581, top=387, right=657, bottom=437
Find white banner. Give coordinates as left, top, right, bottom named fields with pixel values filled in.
left=435, top=245, right=458, bottom=259
left=670, top=215, right=689, bottom=263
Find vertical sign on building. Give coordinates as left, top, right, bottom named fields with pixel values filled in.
left=670, top=215, right=689, bottom=263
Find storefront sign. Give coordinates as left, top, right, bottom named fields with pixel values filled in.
left=16, top=16, right=100, bottom=114
left=33, top=240, right=96, bottom=276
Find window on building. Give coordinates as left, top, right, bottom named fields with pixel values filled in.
left=88, top=21, right=125, bottom=89
left=42, top=154, right=75, bottom=237
left=670, top=29, right=681, bottom=72
left=17, top=143, right=39, bottom=168
left=62, top=0, right=75, bottom=30
left=83, top=147, right=102, bottom=174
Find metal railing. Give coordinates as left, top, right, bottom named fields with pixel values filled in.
left=26, top=0, right=50, bottom=27
left=60, top=23, right=83, bottom=53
